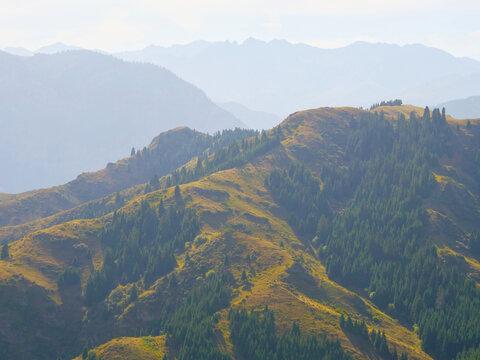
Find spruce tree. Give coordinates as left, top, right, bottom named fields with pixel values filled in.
left=423, top=106, right=431, bottom=122
left=224, top=255, right=229, bottom=266
left=174, top=185, right=181, bottom=200
left=82, top=346, right=88, bottom=359
left=168, top=273, right=178, bottom=289
left=291, top=321, right=301, bottom=337
left=241, top=269, right=248, bottom=282
left=128, top=285, right=138, bottom=303
left=1, top=244, right=9, bottom=259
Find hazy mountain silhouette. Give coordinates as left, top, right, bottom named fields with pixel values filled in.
left=437, top=95, right=480, bottom=118
left=218, top=101, right=281, bottom=130
left=0, top=50, right=244, bottom=193
left=3, top=46, right=33, bottom=56
left=3, top=42, right=81, bottom=56
left=117, top=39, right=480, bottom=116
left=35, top=42, right=82, bottom=54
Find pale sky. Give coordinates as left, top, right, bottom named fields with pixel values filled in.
left=1, top=0, right=480, bottom=59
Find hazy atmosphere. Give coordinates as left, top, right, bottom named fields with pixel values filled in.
left=0, top=2, right=479, bottom=360
left=2, top=1, right=480, bottom=192
left=2, top=0, right=480, bottom=59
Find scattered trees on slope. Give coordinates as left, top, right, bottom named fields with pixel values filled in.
left=1, top=243, right=9, bottom=259
left=84, top=190, right=199, bottom=306
left=57, top=266, right=81, bottom=287
left=370, top=99, right=403, bottom=110
left=340, top=315, right=408, bottom=360
left=267, top=108, right=480, bottom=359
left=229, top=306, right=351, bottom=360
left=164, top=128, right=282, bottom=189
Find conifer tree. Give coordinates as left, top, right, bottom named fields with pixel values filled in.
left=423, top=106, right=431, bottom=122
left=82, top=346, right=88, bottom=359
left=128, top=285, right=138, bottom=303
left=224, top=255, right=229, bottom=267
left=241, top=269, right=248, bottom=282
left=291, top=321, right=301, bottom=337
left=168, top=273, right=178, bottom=289
left=174, top=185, right=181, bottom=201
left=1, top=244, right=9, bottom=259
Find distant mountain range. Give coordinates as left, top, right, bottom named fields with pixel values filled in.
left=7, top=39, right=480, bottom=119
left=3, top=42, right=82, bottom=56
left=116, top=39, right=480, bottom=116
left=437, top=95, right=480, bottom=119
left=4, top=39, right=480, bottom=193
left=218, top=101, right=281, bottom=130
left=0, top=50, right=244, bottom=193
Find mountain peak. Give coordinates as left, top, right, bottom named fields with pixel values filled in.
left=35, top=42, right=82, bottom=54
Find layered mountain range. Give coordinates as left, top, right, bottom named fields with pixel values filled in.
left=0, top=50, right=243, bottom=193
left=117, top=39, right=480, bottom=116
left=0, top=104, right=478, bottom=360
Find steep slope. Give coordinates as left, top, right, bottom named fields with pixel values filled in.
left=116, top=39, right=480, bottom=116
left=0, top=50, right=244, bottom=193
left=0, top=106, right=478, bottom=360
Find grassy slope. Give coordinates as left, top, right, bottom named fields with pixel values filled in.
left=0, top=127, right=209, bottom=227
left=171, top=163, right=429, bottom=360
left=72, top=336, right=168, bottom=360
left=1, top=105, right=478, bottom=360
left=0, top=182, right=146, bottom=244
left=0, top=193, right=19, bottom=202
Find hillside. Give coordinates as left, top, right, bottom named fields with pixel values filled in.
left=116, top=39, right=480, bottom=116
left=0, top=106, right=479, bottom=360
left=0, top=127, right=207, bottom=227
left=0, top=50, right=244, bottom=193
left=0, top=127, right=257, bottom=229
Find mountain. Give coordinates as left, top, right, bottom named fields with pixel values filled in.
left=219, top=101, right=282, bottom=130
left=116, top=39, right=480, bottom=116
left=35, top=42, right=82, bottom=54
left=3, top=43, right=82, bottom=56
left=0, top=50, right=244, bottom=193
left=0, top=127, right=256, bottom=230
left=437, top=95, right=480, bottom=119
left=3, top=46, right=33, bottom=56
left=0, top=104, right=479, bottom=360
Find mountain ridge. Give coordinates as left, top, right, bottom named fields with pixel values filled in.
left=0, top=105, right=478, bottom=360
left=0, top=49, right=245, bottom=193
left=437, top=95, right=480, bottom=119
left=116, top=39, right=480, bottom=116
